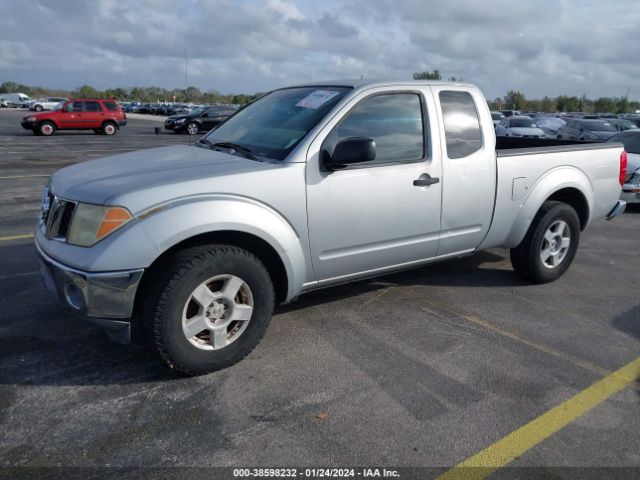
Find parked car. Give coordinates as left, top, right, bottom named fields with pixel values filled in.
left=491, top=111, right=505, bottom=127
left=557, top=118, right=618, bottom=141
left=29, top=97, right=68, bottom=112
left=606, top=118, right=638, bottom=132
left=164, top=105, right=238, bottom=134
left=0, top=97, right=13, bottom=108
left=607, top=130, right=640, bottom=205
left=495, top=116, right=546, bottom=138
left=21, top=98, right=126, bottom=136
left=500, top=109, right=521, bottom=117
left=534, top=116, right=566, bottom=138
left=3, top=92, right=31, bottom=108
left=35, top=80, right=626, bottom=374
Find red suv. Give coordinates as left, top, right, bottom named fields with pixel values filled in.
left=21, top=98, right=127, bottom=136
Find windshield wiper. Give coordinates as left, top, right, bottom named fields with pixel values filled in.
left=210, top=142, right=257, bottom=160
left=197, top=138, right=214, bottom=147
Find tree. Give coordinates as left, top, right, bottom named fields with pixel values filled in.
left=541, top=96, right=554, bottom=112
left=504, top=90, right=526, bottom=110
left=413, top=69, right=441, bottom=80
left=556, top=95, right=581, bottom=112
left=73, top=85, right=102, bottom=98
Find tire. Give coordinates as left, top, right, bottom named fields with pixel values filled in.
left=38, top=121, right=56, bottom=136
left=510, top=201, right=580, bottom=283
left=146, top=245, right=274, bottom=375
left=102, top=121, right=117, bottom=136
left=186, top=122, right=199, bottom=135
left=34, top=105, right=43, bottom=112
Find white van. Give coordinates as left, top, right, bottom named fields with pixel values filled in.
left=2, top=93, right=31, bottom=108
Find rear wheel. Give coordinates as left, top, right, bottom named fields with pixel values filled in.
left=38, top=121, right=55, bottom=136
left=102, top=121, right=117, bottom=136
left=34, top=105, right=43, bottom=112
left=510, top=201, right=580, bottom=283
left=145, top=245, right=274, bottom=375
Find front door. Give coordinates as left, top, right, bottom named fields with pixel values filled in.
left=82, top=100, right=104, bottom=128
left=306, top=90, right=442, bottom=284
left=58, top=101, right=85, bottom=128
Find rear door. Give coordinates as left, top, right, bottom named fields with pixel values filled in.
left=431, top=86, right=497, bottom=256
left=83, top=100, right=104, bottom=128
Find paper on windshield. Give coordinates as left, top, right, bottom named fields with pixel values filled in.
left=296, top=90, right=340, bottom=109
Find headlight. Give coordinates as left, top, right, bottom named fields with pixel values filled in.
left=24, top=116, right=36, bottom=122
left=67, top=203, right=133, bottom=247
left=175, top=118, right=186, bottom=124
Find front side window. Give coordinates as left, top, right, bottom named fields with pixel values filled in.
left=328, top=93, right=424, bottom=165
left=202, top=87, right=350, bottom=160
left=439, top=91, right=482, bottom=159
left=67, top=101, right=83, bottom=112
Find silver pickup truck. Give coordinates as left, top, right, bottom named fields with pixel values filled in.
left=36, top=80, right=627, bottom=374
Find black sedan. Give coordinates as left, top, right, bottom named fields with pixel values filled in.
left=164, top=105, right=239, bottom=134
left=557, top=118, right=618, bottom=141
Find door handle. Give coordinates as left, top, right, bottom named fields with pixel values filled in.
left=413, top=174, right=440, bottom=187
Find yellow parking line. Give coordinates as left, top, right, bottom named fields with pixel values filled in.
left=0, top=234, right=33, bottom=242
left=437, top=356, right=640, bottom=480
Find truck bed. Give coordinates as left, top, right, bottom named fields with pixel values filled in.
left=496, top=137, right=616, bottom=156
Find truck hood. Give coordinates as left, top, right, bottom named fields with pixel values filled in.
left=50, top=144, right=278, bottom=206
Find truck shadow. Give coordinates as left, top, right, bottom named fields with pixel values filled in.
left=611, top=304, right=640, bottom=341
left=1, top=245, right=521, bottom=387
left=279, top=250, right=525, bottom=314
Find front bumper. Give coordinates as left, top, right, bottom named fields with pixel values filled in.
left=21, top=120, right=36, bottom=130
left=36, top=241, right=144, bottom=344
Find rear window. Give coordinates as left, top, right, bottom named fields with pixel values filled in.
left=439, top=91, right=482, bottom=159
left=103, top=101, right=119, bottom=111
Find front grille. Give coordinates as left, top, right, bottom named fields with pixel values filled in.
left=45, top=197, right=77, bottom=241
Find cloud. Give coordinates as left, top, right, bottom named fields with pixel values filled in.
left=0, top=0, right=638, bottom=100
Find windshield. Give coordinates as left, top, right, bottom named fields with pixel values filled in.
left=202, top=86, right=351, bottom=160
left=491, top=112, right=504, bottom=120
left=189, top=107, right=207, bottom=116
left=510, top=118, right=537, bottom=128
left=536, top=117, right=565, bottom=128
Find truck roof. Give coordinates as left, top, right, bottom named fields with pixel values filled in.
left=285, top=79, right=475, bottom=90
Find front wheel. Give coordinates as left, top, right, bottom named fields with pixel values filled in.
left=146, top=245, right=274, bottom=375
left=102, top=122, right=117, bottom=136
left=34, top=105, right=43, bottom=112
left=510, top=201, right=580, bottom=283
left=37, top=121, right=56, bottom=136
left=186, top=122, right=199, bottom=135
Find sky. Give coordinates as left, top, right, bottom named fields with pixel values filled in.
left=1, top=0, right=639, bottom=100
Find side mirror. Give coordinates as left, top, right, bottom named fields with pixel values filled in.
left=325, top=137, right=376, bottom=170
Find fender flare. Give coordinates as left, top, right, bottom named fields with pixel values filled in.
left=503, top=166, right=593, bottom=248
left=89, top=195, right=308, bottom=302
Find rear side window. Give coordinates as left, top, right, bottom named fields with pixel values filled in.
left=103, top=101, right=119, bottom=111
left=334, top=93, right=424, bottom=165
left=84, top=101, right=101, bottom=112
left=439, top=91, right=482, bottom=159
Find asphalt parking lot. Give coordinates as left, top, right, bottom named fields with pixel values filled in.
left=0, top=109, right=638, bottom=478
